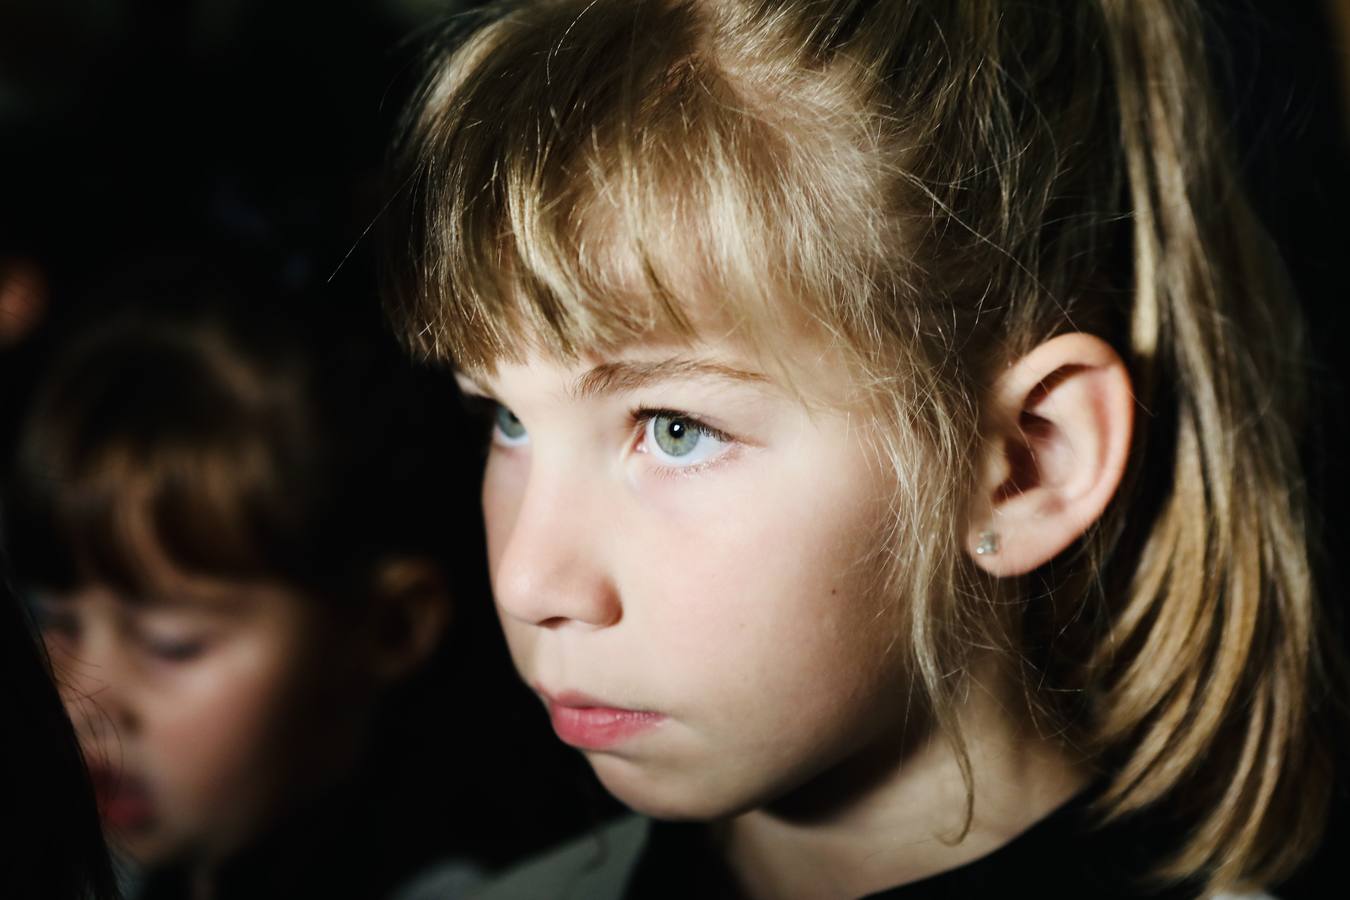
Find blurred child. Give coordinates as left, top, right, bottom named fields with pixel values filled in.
left=383, top=1, right=1343, bottom=897
left=4, top=256, right=481, bottom=900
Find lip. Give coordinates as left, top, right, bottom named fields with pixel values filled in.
left=88, top=765, right=157, bottom=832
left=541, top=688, right=667, bottom=750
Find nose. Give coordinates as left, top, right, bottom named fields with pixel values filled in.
left=487, top=462, right=623, bottom=630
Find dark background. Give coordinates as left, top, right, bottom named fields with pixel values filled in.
left=1, top=0, right=1346, bottom=892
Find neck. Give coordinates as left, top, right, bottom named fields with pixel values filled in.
left=714, top=669, right=1089, bottom=900
left=181, top=734, right=371, bottom=900
left=188, top=866, right=216, bottom=900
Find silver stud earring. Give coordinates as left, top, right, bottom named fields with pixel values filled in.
left=975, top=530, right=1000, bottom=556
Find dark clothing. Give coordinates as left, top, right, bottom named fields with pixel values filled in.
left=625, top=787, right=1204, bottom=899
left=467, top=785, right=1220, bottom=900
left=133, top=770, right=479, bottom=900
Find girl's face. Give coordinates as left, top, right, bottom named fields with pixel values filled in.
left=34, top=576, right=366, bottom=868
left=466, top=340, right=910, bottom=819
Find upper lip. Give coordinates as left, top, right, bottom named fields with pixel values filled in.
left=538, top=686, right=641, bottom=711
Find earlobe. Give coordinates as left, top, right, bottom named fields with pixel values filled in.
left=967, top=333, right=1134, bottom=578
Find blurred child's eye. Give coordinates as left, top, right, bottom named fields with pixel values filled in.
left=33, top=606, right=80, bottom=645
left=636, top=409, right=733, bottom=469
left=493, top=403, right=529, bottom=447
left=139, top=630, right=209, bottom=663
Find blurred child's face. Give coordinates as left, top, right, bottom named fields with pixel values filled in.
left=465, top=339, right=909, bottom=819
left=34, top=576, right=367, bottom=868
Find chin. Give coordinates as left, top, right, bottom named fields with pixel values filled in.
left=589, top=753, right=761, bottom=822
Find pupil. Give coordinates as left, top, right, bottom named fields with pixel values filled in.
left=668, top=421, right=685, bottom=439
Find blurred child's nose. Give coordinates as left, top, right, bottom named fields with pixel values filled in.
left=489, top=461, right=622, bottom=631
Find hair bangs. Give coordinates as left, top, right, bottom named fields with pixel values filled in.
left=386, top=0, right=899, bottom=375
left=10, top=443, right=275, bottom=597
left=6, top=334, right=291, bottom=596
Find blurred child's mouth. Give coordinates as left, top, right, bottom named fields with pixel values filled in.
left=89, top=765, right=157, bottom=832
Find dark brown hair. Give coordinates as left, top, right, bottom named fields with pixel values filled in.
left=5, top=254, right=474, bottom=607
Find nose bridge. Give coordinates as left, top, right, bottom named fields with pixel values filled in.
left=493, top=451, right=621, bottom=629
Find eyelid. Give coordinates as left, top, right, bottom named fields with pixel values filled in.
left=145, top=641, right=207, bottom=663
left=459, top=391, right=500, bottom=416
left=458, top=387, right=494, bottom=404
left=135, top=624, right=211, bottom=661
left=456, top=393, right=527, bottom=452
left=35, top=608, right=80, bottom=638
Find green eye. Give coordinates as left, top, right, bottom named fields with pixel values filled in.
left=640, top=410, right=732, bottom=468
left=494, top=404, right=528, bottom=443
left=651, top=413, right=701, bottom=457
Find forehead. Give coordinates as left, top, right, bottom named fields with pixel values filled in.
left=42, top=575, right=301, bottom=617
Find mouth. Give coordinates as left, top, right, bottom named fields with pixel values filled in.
left=539, top=688, right=668, bottom=750
left=88, top=764, right=157, bottom=832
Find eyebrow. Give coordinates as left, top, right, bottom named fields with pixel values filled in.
left=455, top=357, right=769, bottom=401
left=570, top=358, right=768, bottom=400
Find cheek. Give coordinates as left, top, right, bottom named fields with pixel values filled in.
left=143, top=629, right=324, bottom=838
left=633, top=446, right=899, bottom=718
left=591, top=465, right=905, bottom=818
left=153, top=648, right=286, bottom=780
left=481, top=452, right=525, bottom=576
left=481, top=454, right=532, bottom=663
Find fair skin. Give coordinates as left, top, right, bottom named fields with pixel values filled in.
left=465, top=331, right=1132, bottom=899
left=35, top=562, right=445, bottom=900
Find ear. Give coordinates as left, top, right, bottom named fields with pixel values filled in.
left=0, top=257, right=48, bottom=346
left=966, top=333, right=1133, bottom=577
left=362, top=558, right=451, bottom=683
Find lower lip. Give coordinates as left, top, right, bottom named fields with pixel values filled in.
left=547, top=701, right=666, bottom=750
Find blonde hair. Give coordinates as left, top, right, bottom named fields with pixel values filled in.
left=384, top=0, right=1338, bottom=892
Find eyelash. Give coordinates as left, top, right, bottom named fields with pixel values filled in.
left=147, top=641, right=207, bottom=663
left=459, top=394, right=509, bottom=450
left=630, top=406, right=733, bottom=442
left=138, top=629, right=209, bottom=663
